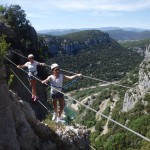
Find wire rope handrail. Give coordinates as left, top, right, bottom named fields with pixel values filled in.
left=11, top=49, right=150, bottom=96
left=11, top=49, right=139, bottom=90
left=4, top=56, right=150, bottom=143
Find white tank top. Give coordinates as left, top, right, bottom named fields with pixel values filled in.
left=50, top=74, right=63, bottom=94
left=24, top=61, right=39, bottom=75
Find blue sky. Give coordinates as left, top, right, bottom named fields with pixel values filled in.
left=1, top=0, right=150, bottom=31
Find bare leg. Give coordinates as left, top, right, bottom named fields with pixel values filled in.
left=53, top=99, right=58, bottom=114
left=58, top=98, right=65, bottom=118
left=29, top=79, right=37, bottom=97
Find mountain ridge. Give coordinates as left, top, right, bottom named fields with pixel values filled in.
left=38, top=27, right=150, bottom=41
left=37, top=27, right=149, bottom=34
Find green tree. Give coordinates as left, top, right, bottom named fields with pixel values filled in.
left=3, top=5, right=35, bottom=52
left=4, top=5, right=30, bottom=35
left=95, top=121, right=103, bottom=133
left=0, top=35, right=10, bottom=66
left=0, top=5, right=6, bottom=22
left=144, top=94, right=150, bottom=102
left=104, top=133, right=126, bottom=150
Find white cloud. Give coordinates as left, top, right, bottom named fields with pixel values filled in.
left=90, top=10, right=123, bottom=17
left=2, top=0, right=150, bottom=12
left=43, top=0, right=150, bottom=12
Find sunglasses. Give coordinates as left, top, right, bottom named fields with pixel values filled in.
left=29, top=57, right=34, bottom=60
left=54, top=68, right=59, bottom=72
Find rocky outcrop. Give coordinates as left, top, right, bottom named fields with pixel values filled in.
left=0, top=66, right=89, bottom=150
left=122, top=45, right=150, bottom=112
left=0, top=22, right=17, bottom=44
left=26, top=26, right=38, bottom=54
left=122, top=88, right=141, bottom=112
left=10, top=92, right=64, bottom=150
left=0, top=21, right=48, bottom=119
left=6, top=64, right=47, bottom=120
left=0, top=20, right=38, bottom=55
left=0, top=66, right=20, bottom=150
left=138, top=45, right=150, bottom=95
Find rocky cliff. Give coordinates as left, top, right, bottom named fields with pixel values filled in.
left=0, top=21, right=48, bottom=119
left=0, top=22, right=16, bottom=42
left=122, top=45, right=150, bottom=112
left=0, top=66, right=89, bottom=150
left=5, top=63, right=48, bottom=120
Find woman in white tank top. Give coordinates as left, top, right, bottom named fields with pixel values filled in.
left=17, top=54, right=45, bottom=102
left=42, top=63, right=82, bottom=123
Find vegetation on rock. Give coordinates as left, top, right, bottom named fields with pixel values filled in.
left=0, top=35, right=10, bottom=66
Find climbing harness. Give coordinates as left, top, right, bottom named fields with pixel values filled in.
left=49, top=78, right=80, bottom=106
left=63, top=77, right=80, bottom=89
left=50, top=77, right=80, bottom=90
left=28, top=71, right=37, bottom=76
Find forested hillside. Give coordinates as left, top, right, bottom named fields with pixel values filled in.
left=38, top=30, right=143, bottom=90
left=71, top=45, right=150, bottom=149
left=120, top=38, right=150, bottom=49
left=103, top=29, right=150, bottom=41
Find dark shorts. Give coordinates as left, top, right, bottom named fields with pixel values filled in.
left=28, top=75, right=38, bottom=80
left=27, top=71, right=38, bottom=80
left=51, top=92, right=64, bottom=100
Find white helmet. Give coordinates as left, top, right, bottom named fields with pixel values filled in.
left=28, top=54, right=34, bottom=58
left=51, top=63, right=59, bottom=70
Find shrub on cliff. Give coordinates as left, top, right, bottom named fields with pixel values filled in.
left=0, top=35, right=10, bottom=66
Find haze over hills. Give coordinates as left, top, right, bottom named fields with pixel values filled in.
left=37, top=27, right=150, bottom=41
left=37, top=27, right=148, bottom=34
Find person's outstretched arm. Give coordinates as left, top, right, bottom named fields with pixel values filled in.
left=64, top=74, right=82, bottom=80
left=38, top=62, right=46, bottom=66
left=41, top=76, right=51, bottom=84
left=17, top=64, right=27, bottom=69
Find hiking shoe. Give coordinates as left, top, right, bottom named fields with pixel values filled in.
left=52, top=113, right=57, bottom=121
left=33, top=96, right=39, bottom=102
left=31, top=95, right=35, bottom=100
left=56, top=117, right=65, bottom=123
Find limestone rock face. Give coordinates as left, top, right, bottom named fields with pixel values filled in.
left=122, top=45, right=150, bottom=112
left=0, top=66, right=58, bottom=149
left=0, top=66, right=20, bottom=150
left=122, top=88, right=141, bottom=112
left=6, top=65, right=47, bottom=120
left=10, top=92, right=59, bottom=150
left=43, top=30, right=112, bottom=55
left=138, top=46, right=150, bottom=95
left=26, top=26, right=38, bottom=53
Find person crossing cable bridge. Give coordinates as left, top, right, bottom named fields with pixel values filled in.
left=41, top=63, right=82, bottom=123
left=17, top=54, right=46, bottom=102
